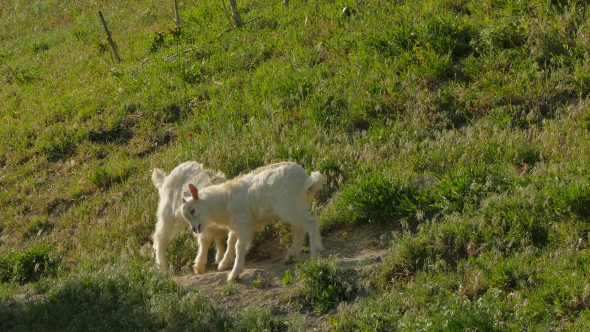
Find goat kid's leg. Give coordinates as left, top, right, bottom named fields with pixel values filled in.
left=227, top=226, right=251, bottom=283
left=219, top=231, right=237, bottom=271
left=284, top=227, right=305, bottom=264
left=153, top=235, right=170, bottom=272
left=213, top=229, right=227, bottom=264
left=193, top=228, right=213, bottom=274
left=302, top=215, right=324, bottom=259
left=311, top=216, right=325, bottom=252
left=153, top=218, right=182, bottom=272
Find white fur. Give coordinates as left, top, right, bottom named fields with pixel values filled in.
left=151, top=161, right=236, bottom=274
left=181, top=162, right=325, bottom=282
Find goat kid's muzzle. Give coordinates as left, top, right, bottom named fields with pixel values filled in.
left=192, top=224, right=202, bottom=234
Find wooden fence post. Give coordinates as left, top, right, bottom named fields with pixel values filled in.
left=98, top=11, right=121, bottom=62
left=174, top=0, right=181, bottom=26
left=228, top=0, right=244, bottom=27
left=220, top=0, right=234, bottom=30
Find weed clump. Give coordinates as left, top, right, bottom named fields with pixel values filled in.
left=0, top=243, right=58, bottom=284
left=322, top=163, right=516, bottom=230
left=0, top=262, right=289, bottom=331
left=149, top=26, right=183, bottom=53
left=287, top=259, right=354, bottom=313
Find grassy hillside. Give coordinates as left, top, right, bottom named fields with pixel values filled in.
left=2, top=0, right=590, bottom=330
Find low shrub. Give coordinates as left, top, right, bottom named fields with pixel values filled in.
left=0, top=243, right=58, bottom=284
left=288, top=259, right=355, bottom=313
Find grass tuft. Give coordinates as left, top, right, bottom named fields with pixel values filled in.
left=287, top=259, right=354, bottom=314
left=0, top=243, right=58, bottom=284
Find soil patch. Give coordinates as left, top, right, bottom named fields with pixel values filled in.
left=173, top=222, right=399, bottom=330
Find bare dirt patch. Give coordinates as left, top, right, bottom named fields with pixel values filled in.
left=173, top=222, right=399, bottom=329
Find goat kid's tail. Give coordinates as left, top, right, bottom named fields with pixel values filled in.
left=304, top=171, right=324, bottom=200
left=151, top=168, right=167, bottom=190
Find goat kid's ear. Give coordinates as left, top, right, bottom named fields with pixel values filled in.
left=188, top=183, right=199, bottom=201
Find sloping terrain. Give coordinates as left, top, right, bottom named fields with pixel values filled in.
left=175, top=224, right=393, bottom=330
left=2, top=0, right=590, bottom=330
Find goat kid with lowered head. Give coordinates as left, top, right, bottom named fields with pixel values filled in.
left=181, top=162, right=324, bottom=282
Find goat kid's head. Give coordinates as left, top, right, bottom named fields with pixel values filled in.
left=181, top=183, right=206, bottom=234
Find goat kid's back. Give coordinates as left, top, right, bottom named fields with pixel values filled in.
left=221, top=162, right=323, bottom=216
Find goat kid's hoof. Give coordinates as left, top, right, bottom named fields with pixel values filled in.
left=227, top=273, right=240, bottom=283
left=193, top=265, right=205, bottom=275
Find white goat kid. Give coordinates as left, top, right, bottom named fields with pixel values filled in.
left=152, top=161, right=237, bottom=274
left=181, top=162, right=325, bottom=282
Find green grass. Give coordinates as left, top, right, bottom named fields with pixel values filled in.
left=2, top=0, right=590, bottom=330
left=286, top=259, right=355, bottom=314
left=0, top=243, right=58, bottom=284
left=0, top=262, right=289, bottom=332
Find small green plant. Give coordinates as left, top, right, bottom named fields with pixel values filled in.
left=234, top=308, right=289, bottom=332
left=35, top=126, right=78, bottom=161
left=417, top=49, right=454, bottom=81
left=179, top=64, right=204, bottom=84
left=0, top=243, right=58, bottom=284
left=282, top=269, right=293, bottom=285
left=149, top=31, right=166, bottom=52
left=149, top=26, right=183, bottom=52
left=290, top=259, right=354, bottom=313
left=87, top=162, right=135, bottom=189
left=251, top=273, right=266, bottom=289
left=336, top=174, right=401, bottom=225
left=32, top=41, right=49, bottom=53
left=220, top=283, right=239, bottom=297
left=421, top=13, right=474, bottom=59
left=95, top=40, right=108, bottom=54
left=2, top=65, right=37, bottom=84
left=551, top=182, right=590, bottom=221
left=24, top=216, right=52, bottom=237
